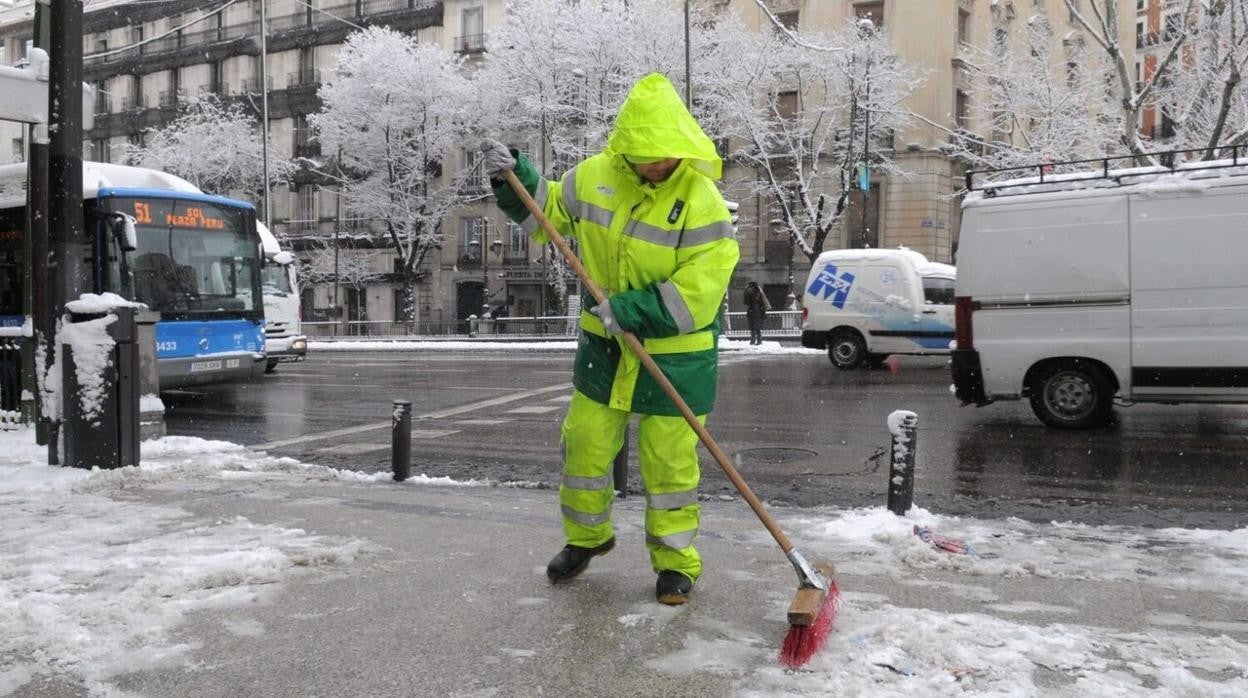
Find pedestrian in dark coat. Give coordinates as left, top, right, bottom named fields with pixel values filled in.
left=744, top=281, right=771, bottom=345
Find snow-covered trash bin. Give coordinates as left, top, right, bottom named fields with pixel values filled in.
left=59, top=296, right=143, bottom=469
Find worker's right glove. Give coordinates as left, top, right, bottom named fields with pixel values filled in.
left=479, top=138, right=516, bottom=179
left=590, top=302, right=623, bottom=336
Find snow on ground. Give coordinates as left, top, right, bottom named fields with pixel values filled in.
left=0, top=430, right=475, bottom=696
left=3, top=428, right=1246, bottom=696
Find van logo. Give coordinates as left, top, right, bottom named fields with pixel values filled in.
left=807, top=264, right=855, bottom=309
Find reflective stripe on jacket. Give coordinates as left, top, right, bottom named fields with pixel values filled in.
left=495, top=152, right=738, bottom=415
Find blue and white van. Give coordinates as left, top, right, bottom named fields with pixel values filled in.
left=800, top=248, right=956, bottom=369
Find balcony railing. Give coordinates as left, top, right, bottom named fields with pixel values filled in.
left=158, top=90, right=182, bottom=107
left=287, top=68, right=322, bottom=88
left=454, top=33, right=486, bottom=54
left=239, top=76, right=274, bottom=95
left=120, top=95, right=145, bottom=112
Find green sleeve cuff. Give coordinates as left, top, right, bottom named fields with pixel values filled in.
left=490, top=151, right=541, bottom=223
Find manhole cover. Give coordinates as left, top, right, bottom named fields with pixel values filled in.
left=731, top=447, right=820, bottom=466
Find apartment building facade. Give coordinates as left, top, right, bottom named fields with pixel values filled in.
left=0, top=0, right=1135, bottom=328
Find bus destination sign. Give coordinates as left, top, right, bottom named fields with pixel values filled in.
left=132, top=201, right=228, bottom=230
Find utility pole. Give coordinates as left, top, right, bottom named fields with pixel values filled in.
left=26, top=1, right=51, bottom=444
left=260, top=0, right=271, bottom=230
left=47, top=0, right=87, bottom=462
left=684, top=0, right=692, bottom=107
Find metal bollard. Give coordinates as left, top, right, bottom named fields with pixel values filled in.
left=886, top=410, right=918, bottom=516
left=613, top=429, right=629, bottom=499
left=392, top=399, right=412, bottom=482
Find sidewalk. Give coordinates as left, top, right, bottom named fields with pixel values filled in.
left=3, top=432, right=1246, bottom=697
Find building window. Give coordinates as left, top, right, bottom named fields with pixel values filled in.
left=1136, top=20, right=1146, bottom=48
left=460, top=148, right=487, bottom=194
left=460, top=217, right=486, bottom=260
left=394, top=287, right=414, bottom=323
left=774, top=10, right=799, bottom=32
left=854, top=2, right=884, bottom=30
left=295, top=185, right=316, bottom=229
left=776, top=90, right=799, bottom=121
left=1137, top=0, right=1146, bottom=10
left=507, top=221, right=527, bottom=260
left=1163, top=13, right=1181, bottom=42
left=92, top=138, right=110, bottom=163
left=955, top=89, right=970, bottom=129
left=93, top=80, right=109, bottom=114
left=458, top=6, right=485, bottom=53
left=1068, top=0, right=1081, bottom=23
left=958, top=8, right=971, bottom=45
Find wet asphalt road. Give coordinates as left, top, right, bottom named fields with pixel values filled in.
left=160, top=347, right=1248, bottom=529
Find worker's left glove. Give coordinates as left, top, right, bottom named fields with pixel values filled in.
left=479, top=138, right=516, bottom=179
left=590, top=302, right=623, bottom=336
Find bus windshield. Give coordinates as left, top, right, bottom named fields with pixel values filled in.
left=109, top=197, right=261, bottom=317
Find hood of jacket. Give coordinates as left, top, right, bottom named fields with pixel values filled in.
left=606, top=73, right=723, bottom=181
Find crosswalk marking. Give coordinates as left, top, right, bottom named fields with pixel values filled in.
left=546, top=394, right=573, bottom=403
left=456, top=419, right=514, bottom=425
left=316, top=442, right=389, bottom=455
left=250, top=382, right=571, bottom=450
left=505, top=405, right=562, bottom=414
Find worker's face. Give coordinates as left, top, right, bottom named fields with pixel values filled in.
left=627, top=157, right=681, bottom=183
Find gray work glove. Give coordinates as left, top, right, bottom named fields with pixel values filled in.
left=590, top=302, right=623, bottom=336
left=480, top=138, right=516, bottom=179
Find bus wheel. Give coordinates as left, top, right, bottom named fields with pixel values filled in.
left=828, top=330, right=866, bottom=370
left=1028, top=360, right=1113, bottom=429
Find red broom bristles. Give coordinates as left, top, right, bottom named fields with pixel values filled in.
left=778, top=579, right=840, bottom=669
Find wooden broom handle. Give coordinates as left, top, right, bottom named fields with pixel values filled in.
left=501, top=169, right=795, bottom=554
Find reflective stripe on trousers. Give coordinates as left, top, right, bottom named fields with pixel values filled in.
left=559, top=389, right=705, bottom=581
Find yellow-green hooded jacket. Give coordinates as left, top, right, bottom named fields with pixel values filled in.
left=492, top=73, right=740, bottom=415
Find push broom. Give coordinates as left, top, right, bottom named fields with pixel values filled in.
left=502, top=169, right=839, bottom=668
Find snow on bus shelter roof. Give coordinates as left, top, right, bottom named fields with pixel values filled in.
left=0, top=160, right=203, bottom=209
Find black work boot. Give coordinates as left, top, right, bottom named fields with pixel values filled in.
left=546, top=537, right=615, bottom=583
left=655, top=570, right=694, bottom=605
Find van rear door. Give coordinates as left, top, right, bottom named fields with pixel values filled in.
left=1129, top=188, right=1248, bottom=401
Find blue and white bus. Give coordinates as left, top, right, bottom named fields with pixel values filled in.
left=0, top=161, right=266, bottom=389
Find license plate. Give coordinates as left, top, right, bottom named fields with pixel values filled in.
left=189, top=360, right=223, bottom=373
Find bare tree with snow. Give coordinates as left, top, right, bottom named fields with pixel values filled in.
left=699, top=18, right=921, bottom=260
left=311, top=26, right=484, bottom=323
left=118, top=96, right=294, bottom=200
left=976, top=0, right=1248, bottom=169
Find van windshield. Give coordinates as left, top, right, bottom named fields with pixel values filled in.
left=922, top=276, right=955, bottom=305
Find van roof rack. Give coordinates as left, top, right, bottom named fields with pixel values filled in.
left=965, top=144, right=1248, bottom=196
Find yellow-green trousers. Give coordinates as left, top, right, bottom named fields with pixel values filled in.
left=559, top=390, right=704, bottom=581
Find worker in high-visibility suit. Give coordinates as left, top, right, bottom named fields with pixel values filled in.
left=481, top=73, right=739, bottom=605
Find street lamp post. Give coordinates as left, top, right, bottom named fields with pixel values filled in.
left=857, top=18, right=874, bottom=249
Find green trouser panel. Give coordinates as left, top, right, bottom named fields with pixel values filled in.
left=560, top=391, right=628, bottom=549
left=559, top=390, right=704, bottom=581
left=638, top=410, right=704, bottom=582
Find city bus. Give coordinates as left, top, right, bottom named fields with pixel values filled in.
left=0, top=161, right=266, bottom=389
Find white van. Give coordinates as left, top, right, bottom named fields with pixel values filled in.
left=952, top=161, right=1248, bottom=428
left=800, top=248, right=956, bottom=369
left=256, top=222, right=307, bottom=373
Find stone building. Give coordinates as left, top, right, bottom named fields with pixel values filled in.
left=0, top=0, right=1138, bottom=329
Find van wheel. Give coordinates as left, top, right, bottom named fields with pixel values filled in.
left=265, top=361, right=278, bottom=374
left=828, top=330, right=866, bottom=370
left=1028, top=361, right=1114, bottom=429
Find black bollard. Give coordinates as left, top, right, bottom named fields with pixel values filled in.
left=392, top=399, right=412, bottom=482
left=887, top=411, right=918, bottom=516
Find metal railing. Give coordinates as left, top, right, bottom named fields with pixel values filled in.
left=455, top=33, right=486, bottom=54
left=303, top=310, right=804, bottom=341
